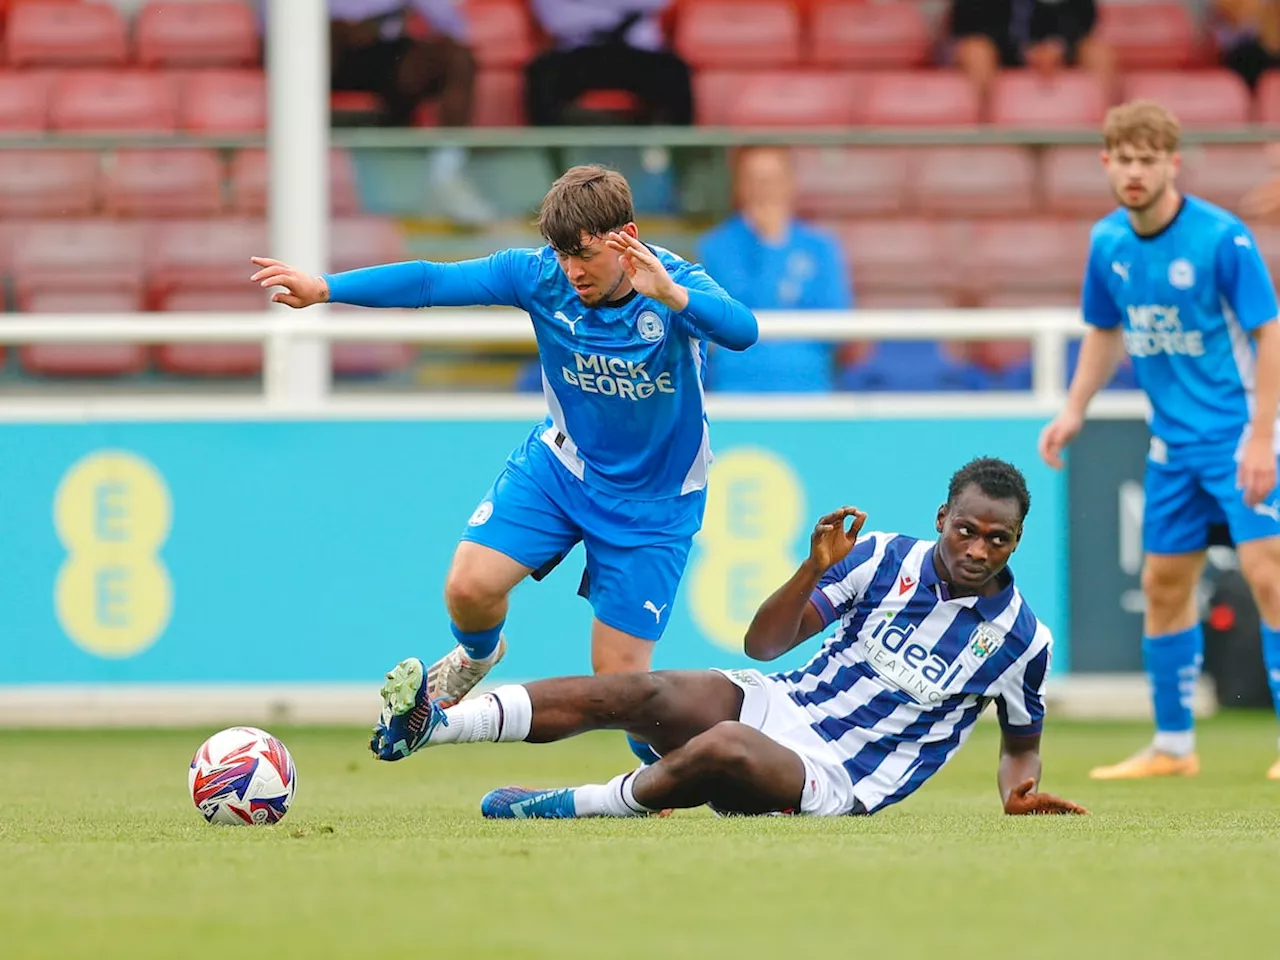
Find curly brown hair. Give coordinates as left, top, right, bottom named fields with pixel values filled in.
left=537, top=165, right=635, bottom=255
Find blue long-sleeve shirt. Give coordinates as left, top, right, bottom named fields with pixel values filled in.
left=324, top=245, right=758, bottom=499
left=696, top=215, right=852, bottom=392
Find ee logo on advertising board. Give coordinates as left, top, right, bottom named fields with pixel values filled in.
left=689, top=448, right=805, bottom=653
left=53, top=451, right=173, bottom=658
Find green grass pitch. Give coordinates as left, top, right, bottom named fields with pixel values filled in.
left=4, top=715, right=1280, bottom=959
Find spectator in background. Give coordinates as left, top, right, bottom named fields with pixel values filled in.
left=949, top=0, right=1116, bottom=110
left=328, top=0, right=491, bottom=223
left=525, top=0, right=693, bottom=126
left=695, top=147, right=851, bottom=392
left=1212, top=0, right=1280, bottom=89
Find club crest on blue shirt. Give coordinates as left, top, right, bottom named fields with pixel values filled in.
left=1168, top=259, right=1195, bottom=290
left=637, top=310, right=665, bottom=342
left=968, top=622, right=1004, bottom=660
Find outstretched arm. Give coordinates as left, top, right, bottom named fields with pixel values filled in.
left=250, top=251, right=526, bottom=310
left=999, top=731, right=1088, bottom=815
left=744, top=507, right=867, bottom=661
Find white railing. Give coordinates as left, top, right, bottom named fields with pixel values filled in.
left=0, top=307, right=1151, bottom=422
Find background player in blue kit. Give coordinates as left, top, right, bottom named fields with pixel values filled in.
left=373, top=457, right=1087, bottom=820
left=250, top=166, right=758, bottom=764
left=1039, top=100, right=1280, bottom=780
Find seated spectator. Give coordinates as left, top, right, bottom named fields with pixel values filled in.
left=525, top=0, right=693, bottom=126
left=949, top=0, right=1116, bottom=110
left=695, top=147, right=851, bottom=392
left=328, top=0, right=491, bottom=223
left=1212, top=0, right=1280, bottom=89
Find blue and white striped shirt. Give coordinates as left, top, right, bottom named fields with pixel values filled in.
left=775, top=532, right=1051, bottom=814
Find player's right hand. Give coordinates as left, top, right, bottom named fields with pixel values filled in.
left=808, top=507, right=867, bottom=571
left=250, top=257, right=329, bottom=309
left=1037, top=410, right=1084, bottom=470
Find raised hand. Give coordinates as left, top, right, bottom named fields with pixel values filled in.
left=808, top=507, right=867, bottom=572
left=250, top=257, right=329, bottom=309
left=604, top=232, right=683, bottom=308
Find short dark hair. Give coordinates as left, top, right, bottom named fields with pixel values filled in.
left=537, top=165, right=635, bottom=256
left=947, top=457, right=1031, bottom=522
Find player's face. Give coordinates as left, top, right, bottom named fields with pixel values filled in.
left=554, top=224, right=636, bottom=306
left=934, top=486, right=1022, bottom=594
left=1103, top=141, right=1179, bottom=212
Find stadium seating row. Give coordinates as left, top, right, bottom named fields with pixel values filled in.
left=0, top=1, right=1213, bottom=74
left=0, top=148, right=359, bottom=217
left=4, top=65, right=1275, bottom=133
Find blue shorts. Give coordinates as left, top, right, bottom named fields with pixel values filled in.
left=460, top=429, right=706, bottom=641
left=1144, top=436, right=1280, bottom=555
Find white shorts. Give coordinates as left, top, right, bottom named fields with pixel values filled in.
left=714, top=668, right=862, bottom=817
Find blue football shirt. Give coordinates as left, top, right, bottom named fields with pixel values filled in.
left=1082, top=195, right=1280, bottom=446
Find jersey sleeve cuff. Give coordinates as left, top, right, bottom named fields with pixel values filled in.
left=998, top=721, right=1043, bottom=737
left=808, top=588, right=837, bottom=628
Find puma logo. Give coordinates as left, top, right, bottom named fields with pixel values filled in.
left=643, top=600, right=667, bottom=623
left=554, top=310, right=582, bottom=335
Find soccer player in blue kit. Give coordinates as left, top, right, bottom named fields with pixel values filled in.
left=250, top=166, right=759, bottom=764
left=1040, top=100, right=1280, bottom=780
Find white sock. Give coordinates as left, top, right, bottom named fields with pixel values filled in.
left=1153, top=730, right=1195, bottom=756
left=429, top=145, right=465, bottom=182
left=571, top=770, right=652, bottom=818
left=431, top=685, right=532, bottom=744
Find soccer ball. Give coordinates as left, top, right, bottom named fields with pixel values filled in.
left=188, top=726, right=297, bottom=826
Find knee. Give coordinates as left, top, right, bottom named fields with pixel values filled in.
left=1239, top=551, right=1280, bottom=620
left=444, top=566, right=505, bottom=617
left=682, top=722, right=755, bottom=777
left=1141, top=562, right=1195, bottom=616
left=953, top=35, right=999, bottom=76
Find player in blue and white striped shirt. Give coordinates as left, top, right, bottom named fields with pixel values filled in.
left=382, top=458, right=1086, bottom=819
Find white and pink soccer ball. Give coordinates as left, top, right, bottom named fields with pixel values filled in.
left=188, top=726, right=298, bottom=826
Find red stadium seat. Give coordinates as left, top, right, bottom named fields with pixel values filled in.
left=11, top=219, right=145, bottom=304
left=1121, top=71, right=1251, bottom=128
left=792, top=147, right=913, bottom=217
left=144, top=218, right=267, bottom=300
left=19, top=289, right=148, bottom=379
left=823, top=219, right=968, bottom=293
left=50, top=71, right=178, bottom=134
left=989, top=70, right=1108, bottom=128
left=471, top=69, right=525, bottom=126
left=914, top=146, right=1037, bottom=217
left=1096, top=3, right=1198, bottom=70
left=1248, top=223, right=1280, bottom=277
left=809, top=1, right=929, bottom=69
left=332, top=217, right=408, bottom=272
left=1179, top=143, right=1273, bottom=214
left=135, top=2, right=258, bottom=68
left=464, top=0, right=535, bottom=69
left=675, top=0, right=801, bottom=68
left=692, top=69, right=746, bottom=125
left=328, top=305, right=418, bottom=376
left=968, top=220, right=1093, bottom=298
left=181, top=69, right=266, bottom=133
left=102, top=149, right=224, bottom=218
left=724, top=71, right=861, bottom=127
left=0, top=150, right=99, bottom=216
left=1040, top=146, right=1116, bottom=218
left=0, top=71, right=52, bottom=131
left=861, top=71, right=980, bottom=127
left=854, top=290, right=960, bottom=309
left=1254, top=71, right=1280, bottom=123
left=229, top=148, right=360, bottom=215
left=153, top=289, right=264, bottom=377
left=5, top=1, right=127, bottom=67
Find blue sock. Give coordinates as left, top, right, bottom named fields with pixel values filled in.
left=1143, top=625, right=1204, bottom=737
left=627, top=734, right=661, bottom=766
left=1260, top=623, right=1280, bottom=722
left=450, top=620, right=503, bottom=661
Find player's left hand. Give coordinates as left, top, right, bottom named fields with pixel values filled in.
left=1238, top=434, right=1278, bottom=508
left=1003, top=778, right=1088, bottom=816
left=605, top=232, right=686, bottom=310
